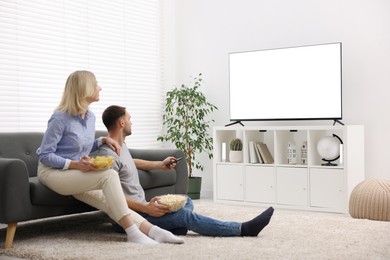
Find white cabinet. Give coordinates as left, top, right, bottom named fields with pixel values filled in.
left=216, top=164, right=244, bottom=201
left=309, top=168, right=345, bottom=211
left=213, top=125, right=364, bottom=213
left=276, top=167, right=307, bottom=206
left=245, top=165, right=275, bottom=203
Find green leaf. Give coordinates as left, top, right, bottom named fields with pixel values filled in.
left=157, top=73, right=218, bottom=177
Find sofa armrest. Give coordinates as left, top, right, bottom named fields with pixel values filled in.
left=129, top=148, right=188, bottom=195
left=0, top=158, right=32, bottom=223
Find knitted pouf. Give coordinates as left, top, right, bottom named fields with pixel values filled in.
left=349, top=179, right=390, bottom=221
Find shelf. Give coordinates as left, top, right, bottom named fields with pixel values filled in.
left=213, top=125, right=364, bottom=213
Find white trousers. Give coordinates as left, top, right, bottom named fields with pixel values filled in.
left=37, top=162, right=145, bottom=226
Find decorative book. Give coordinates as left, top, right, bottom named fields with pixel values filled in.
left=255, top=142, right=264, bottom=163
left=257, top=142, right=274, bottom=164
left=249, top=141, right=259, bottom=163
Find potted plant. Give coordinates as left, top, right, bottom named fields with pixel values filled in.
left=157, top=73, right=218, bottom=199
left=229, top=138, right=243, bottom=163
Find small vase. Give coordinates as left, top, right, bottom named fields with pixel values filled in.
left=229, top=150, right=243, bottom=163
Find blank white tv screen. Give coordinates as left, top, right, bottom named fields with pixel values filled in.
left=229, top=42, right=342, bottom=121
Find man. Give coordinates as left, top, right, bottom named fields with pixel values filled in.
left=98, top=105, right=274, bottom=237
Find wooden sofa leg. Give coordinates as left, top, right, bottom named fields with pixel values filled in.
left=5, top=223, right=17, bottom=249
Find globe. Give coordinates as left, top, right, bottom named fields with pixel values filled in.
left=317, top=136, right=341, bottom=166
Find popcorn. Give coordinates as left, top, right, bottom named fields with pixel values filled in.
left=157, top=194, right=187, bottom=212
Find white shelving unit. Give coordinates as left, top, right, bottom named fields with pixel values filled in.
left=213, top=125, right=364, bottom=213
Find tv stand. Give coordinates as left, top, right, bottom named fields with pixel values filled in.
left=213, top=125, right=365, bottom=213
left=333, top=119, right=344, bottom=126
left=225, top=121, right=244, bottom=127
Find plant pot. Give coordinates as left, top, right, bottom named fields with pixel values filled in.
left=187, top=176, right=202, bottom=200
left=229, top=150, right=243, bottom=163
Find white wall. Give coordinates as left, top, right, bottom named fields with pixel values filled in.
left=173, top=0, right=390, bottom=196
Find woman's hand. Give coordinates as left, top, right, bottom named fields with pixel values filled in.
left=103, top=137, right=121, bottom=156
left=70, top=156, right=97, bottom=172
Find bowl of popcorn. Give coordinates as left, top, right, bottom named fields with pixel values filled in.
left=157, top=194, right=187, bottom=212
left=89, top=156, right=115, bottom=169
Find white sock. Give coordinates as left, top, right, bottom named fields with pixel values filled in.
left=125, top=224, right=158, bottom=244
left=148, top=226, right=184, bottom=244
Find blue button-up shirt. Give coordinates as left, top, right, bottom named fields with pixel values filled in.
left=37, top=110, right=101, bottom=169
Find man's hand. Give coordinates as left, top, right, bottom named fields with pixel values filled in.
left=144, top=196, right=172, bottom=217
left=162, top=157, right=178, bottom=170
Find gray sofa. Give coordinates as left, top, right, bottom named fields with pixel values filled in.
left=0, top=132, right=188, bottom=249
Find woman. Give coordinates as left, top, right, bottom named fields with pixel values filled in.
left=36, top=70, right=183, bottom=244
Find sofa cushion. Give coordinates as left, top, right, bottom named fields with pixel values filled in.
left=138, top=169, right=176, bottom=190
left=29, top=177, right=84, bottom=206
left=0, top=132, right=43, bottom=178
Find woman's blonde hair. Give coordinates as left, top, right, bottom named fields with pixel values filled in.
left=56, top=70, right=97, bottom=115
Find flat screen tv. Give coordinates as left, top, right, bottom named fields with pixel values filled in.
left=228, top=42, right=342, bottom=125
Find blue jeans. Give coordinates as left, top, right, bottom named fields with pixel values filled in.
left=141, top=198, right=241, bottom=236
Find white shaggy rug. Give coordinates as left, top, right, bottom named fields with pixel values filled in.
left=1, top=203, right=390, bottom=260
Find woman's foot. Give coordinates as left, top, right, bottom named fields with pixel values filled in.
left=125, top=224, right=158, bottom=244
left=148, top=226, right=184, bottom=244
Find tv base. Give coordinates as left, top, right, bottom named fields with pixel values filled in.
left=225, top=121, right=244, bottom=127
left=333, top=119, right=344, bottom=126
